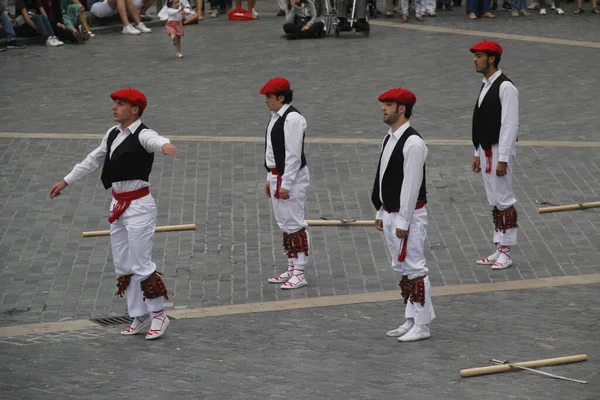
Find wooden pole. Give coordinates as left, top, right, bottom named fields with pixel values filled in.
left=460, top=354, right=588, bottom=378
left=538, top=201, right=600, bottom=214
left=306, top=220, right=375, bottom=226
left=82, top=224, right=197, bottom=238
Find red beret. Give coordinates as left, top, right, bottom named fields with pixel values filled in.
left=259, top=77, right=291, bottom=95
left=377, top=88, right=417, bottom=106
left=470, top=40, right=502, bottom=55
left=110, top=88, right=147, bottom=110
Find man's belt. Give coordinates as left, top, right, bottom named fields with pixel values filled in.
left=108, top=187, right=150, bottom=223
left=382, top=202, right=425, bottom=213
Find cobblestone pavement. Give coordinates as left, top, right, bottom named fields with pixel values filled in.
left=1, top=2, right=599, bottom=328
left=1, top=284, right=599, bottom=399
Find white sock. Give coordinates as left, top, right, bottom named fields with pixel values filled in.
left=150, top=310, right=167, bottom=330
left=496, top=245, right=511, bottom=263
left=130, top=313, right=150, bottom=329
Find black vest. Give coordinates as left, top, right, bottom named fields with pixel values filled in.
left=371, top=126, right=427, bottom=211
left=264, top=105, right=307, bottom=174
left=100, top=123, right=154, bottom=190
left=472, top=73, right=512, bottom=151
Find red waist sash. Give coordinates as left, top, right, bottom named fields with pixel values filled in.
left=108, top=187, right=150, bottom=223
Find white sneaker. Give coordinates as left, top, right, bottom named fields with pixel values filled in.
left=52, top=36, right=64, bottom=46
left=386, top=319, right=414, bottom=337
left=550, top=0, right=556, bottom=9
left=539, top=8, right=547, bottom=14
left=136, top=23, right=152, bottom=33
left=252, top=8, right=259, bottom=18
left=556, top=7, right=564, bottom=14
left=397, top=324, right=431, bottom=342
left=122, top=24, right=141, bottom=35
left=281, top=272, right=307, bottom=290
left=268, top=270, right=293, bottom=283
left=210, top=8, right=219, bottom=17
left=176, top=52, right=183, bottom=58
left=45, top=37, right=60, bottom=47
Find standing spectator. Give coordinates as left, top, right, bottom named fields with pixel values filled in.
left=90, top=0, right=152, bottom=34
left=59, top=0, right=96, bottom=39
left=511, top=0, right=531, bottom=14
left=277, top=0, right=287, bottom=15
left=14, top=0, right=65, bottom=46
left=1, top=0, right=26, bottom=49
left=468, top=0, right=495, bottom=17
left=574, top=0, right=599, bottom=12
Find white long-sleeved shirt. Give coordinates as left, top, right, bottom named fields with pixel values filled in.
left=63, top=119, right=170, bottom=193
left=265, top=104, right=307, bottom=190
left=375, top=121, right=428, bottom=231
left=474, top=69, right=519, bottom=162
left=158, top=0, right=192, bottom=21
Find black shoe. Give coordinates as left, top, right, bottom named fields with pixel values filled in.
left=337, top=19, right=352, bottom=31
left=0, top=47, right=5, bottom=52
left=354, top=19, right=369, bottom=32
left=140, top=13, right=152, bottom=22
left=7, top=40, right=26, bottom=49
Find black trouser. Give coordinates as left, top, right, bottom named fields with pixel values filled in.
left=283, top=20, right=324, bottom=38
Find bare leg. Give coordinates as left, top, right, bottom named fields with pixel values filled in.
left=176, top=36, right=181, bottom=53
left=124, top=0, right=142, bottom=24
left=78, top=11, right=92, bottom=33
left=183, top=13, right=200, bottom=24
left=139, top=0, right=155, bottom=14
left=112, top=0, right=131, bottom=27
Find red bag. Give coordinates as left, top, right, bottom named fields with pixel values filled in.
left=228, top=7, right=256, bottom=20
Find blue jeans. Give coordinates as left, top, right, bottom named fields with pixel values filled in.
left=1, top=11, right=16, bottom=42
left=511, top=0, right=526, bottom=9
left=469, top=0, right=490, bottom=13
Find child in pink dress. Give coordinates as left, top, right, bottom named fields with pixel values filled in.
left=159, top=0, right=190, bottom=58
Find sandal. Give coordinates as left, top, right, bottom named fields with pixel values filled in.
left=592, top=7, right=600, bottom=13
left=573, top=7, right=584, bottom=13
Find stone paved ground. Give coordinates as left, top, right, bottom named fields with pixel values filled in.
left=0, top=0, right=599, bottom=338
left=1, top=284, right=599, bottom=399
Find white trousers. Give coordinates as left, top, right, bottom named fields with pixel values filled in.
left=269, top=167, right=310, bottom=267
left=424, top=0, right=436, bottom=12
left=401, top=0, right=426, bottom=15
left=477, top=144, right=518, bottom=246
left=110, top=194, right=164, bottom=318
left=382, top=208, right=435, bottom=325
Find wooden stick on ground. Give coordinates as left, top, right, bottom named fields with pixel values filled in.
left=459, top=354, right=588, bottom=378
left=306, top=220, right=375, bottom=226
left=538, top=201, right=600, bottom=214
left=82, top=224, right=197, bottom=238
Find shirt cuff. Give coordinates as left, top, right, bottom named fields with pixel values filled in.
left=498, top=155, right=510, bottom=162
left=63, top=174, right=75, bottom=186
left=396, top=218, right=410, bottom=231
left=281, top=179, right=292, bottom=190
left=376, top=209, right=383, bottom=220
left=474, top=149, right=479, bottom=157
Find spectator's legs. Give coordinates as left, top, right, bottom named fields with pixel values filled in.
left=111, top=0, right=132, bottom=26
left=354, top=0, right=367, bottom=18
left=63, top=4, right=80, bottom=30
left=139, top=0, right=155, bottom=14
left=78, top=10, right=93, bottom=33
left=400, top=0, right=409, bottom=15
left=31, top=14, right=55, bottom=37
left=1, top=11, right=17, bottom=42
left=124, top=0, right=143, bottom=24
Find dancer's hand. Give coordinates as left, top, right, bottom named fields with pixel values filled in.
left=472, top=156, right=481, bottom=173
left=375, top=219, right=383, bottom=232
left=396, top=228, right=408, bottom=239
left=49, top=179, right=68, bottom=199
left=265, top=181, right=271, bottom=198
left=162, top=143, right=177, bottom=155
left=496, top=161, right=507, bottom=177
left=301, top=25, right=309, bottom=31
left=278, top=188, right=290, bottom=200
